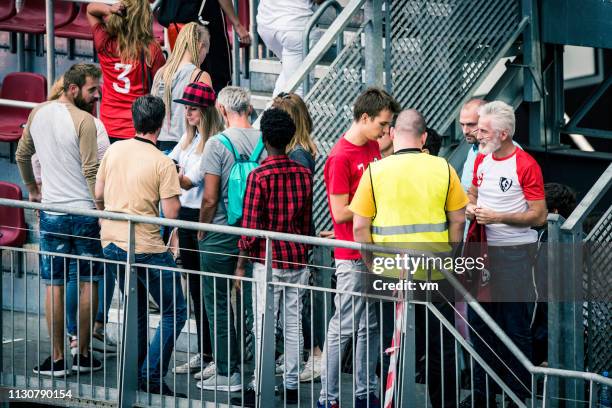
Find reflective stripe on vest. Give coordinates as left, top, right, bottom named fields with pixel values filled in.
left=369, top=153, right=450, bottom=280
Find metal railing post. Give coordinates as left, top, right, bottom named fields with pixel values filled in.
left=45, top=0, right=56, bottom=94
left=399, top=297, right=416, bottom=407
left=258, top=238, right=276, bottom=406
left=232, top=0, right=241, bottom=86
left=364, top=0, right=384, bottom=87
left=546, top=214, right=563, bottom=408
left=118, top=221, right=139, bottom=408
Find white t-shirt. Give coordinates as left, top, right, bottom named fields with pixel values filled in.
left=257, top=0, right=315, bottom=31
left=473, top=148, right=545, bottom=245
left=168, top=132, right=205, bottom=209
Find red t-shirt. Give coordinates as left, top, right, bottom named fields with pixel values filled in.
left=324, top=136, right=381, bottom=260
left=93, top=23, right=165, bottom=139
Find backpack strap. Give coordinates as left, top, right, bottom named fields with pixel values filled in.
left=249, top=135, right=265, bottom=162
left=217, top=133, right=240, bottom=161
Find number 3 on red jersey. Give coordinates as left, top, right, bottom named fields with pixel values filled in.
left=113, top=63, right=132, bottom=94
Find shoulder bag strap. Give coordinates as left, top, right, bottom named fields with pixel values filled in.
left=217, top=133, right=240, bottom=161
left=249, top=135, right=265, bottom=161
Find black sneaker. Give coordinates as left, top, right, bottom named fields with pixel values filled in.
left=33, top=356, right=71, bottom=377
left=231, top=388, right=257, bottom=407
left=140, top=381, right=186, bottom=398
left=277, top=385, right=298, bottom=405
left=72, top=353, right=103, bottom=373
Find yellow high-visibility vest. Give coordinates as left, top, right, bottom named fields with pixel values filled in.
left=369, top=151, right=451, bottom=281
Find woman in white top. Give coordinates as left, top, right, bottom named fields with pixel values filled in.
left=152, top=22, right=213, bottom=152
left=168, top=82, right=224, bottom=375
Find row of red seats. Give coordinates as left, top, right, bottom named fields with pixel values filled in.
left=0, top=0, right=164, bottom=44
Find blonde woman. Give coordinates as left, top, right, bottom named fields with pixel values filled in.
left=272, top=92, right=317, bottom=173
left=87, top=0, right=166, bottom=143
left=271, top=91, right=323, bottom=382
left=168, top=82, right=224, bottom=377
left=152, top=22, right=213, bottom=152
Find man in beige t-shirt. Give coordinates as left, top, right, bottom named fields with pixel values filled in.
left=95, top=95, right=187, bottom=397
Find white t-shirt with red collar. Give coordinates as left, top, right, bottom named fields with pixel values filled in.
left=472, top=147, right=545, bottom=245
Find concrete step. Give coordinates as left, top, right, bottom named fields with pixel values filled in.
left=249, top=58, right=331, bottom=94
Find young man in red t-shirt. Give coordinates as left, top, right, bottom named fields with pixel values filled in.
left=318, top=88, right=400, bottom=408
left=87, top=1, right=166, bottom=142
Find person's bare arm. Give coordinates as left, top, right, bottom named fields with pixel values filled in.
left=466, top=184, right=478, bottom=220
left=94, top=179, right=105, bottom=211
left=86, top=2, right=125, bottom=27
left=197, top=174, right=221, bottom=240
left=446, top=207, right=466, bottom=243
left=216, top=0, right=251, bottom=44
left=353, top=213, right=373, bottom=269
left=161, top=196, right=181, bottom=220
left=329, top=193, right=353, bottom=224
left=475, top=199, right=548, bottom=227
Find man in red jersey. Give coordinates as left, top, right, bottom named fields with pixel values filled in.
left=317, top=88, right=400, bottom=408
left=87, top=1, right=166, bottom=142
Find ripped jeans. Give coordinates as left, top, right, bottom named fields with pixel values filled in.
left=39, top=211, right=103, bottom=285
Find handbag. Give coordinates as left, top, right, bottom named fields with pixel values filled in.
left=461, top=220, right=491, bottom=302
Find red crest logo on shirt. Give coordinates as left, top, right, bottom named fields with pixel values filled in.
left=477, top=173, right=484, bottom=187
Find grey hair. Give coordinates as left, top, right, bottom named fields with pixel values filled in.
left=217, top=86, right=251, bottom=115
left=478, top=100, right=515, bottom=138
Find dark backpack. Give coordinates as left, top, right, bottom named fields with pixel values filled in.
left=155, top=0, right=205, bottom=27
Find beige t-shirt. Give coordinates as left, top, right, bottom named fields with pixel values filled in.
left=97, top=138, right=181, bottom=254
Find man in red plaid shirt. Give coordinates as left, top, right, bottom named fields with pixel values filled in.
left=234, top=108, right=313, bottom=407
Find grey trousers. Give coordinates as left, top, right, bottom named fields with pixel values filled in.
left=319, top=259, right=379, bottom=402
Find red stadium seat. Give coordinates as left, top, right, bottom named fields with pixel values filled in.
left=0, top=0, right=16, bottom=22
left=0, top=0, right=77, bottom=35
left=55, top=5, right=92, bottom=41
left=0, top=182, right=26, bottom=248
left=0, top=72, right=47, bottom=160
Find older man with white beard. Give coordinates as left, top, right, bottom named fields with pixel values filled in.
left=461, top=101, right=547, bottom=407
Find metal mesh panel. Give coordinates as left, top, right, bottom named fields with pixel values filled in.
left=584, top=206, right=612, bottom=374
left=306, top=27, right=366, bottom=233
left=305, top=0, right=522, bottom=233
left=389, top=0, right=521, bottom=133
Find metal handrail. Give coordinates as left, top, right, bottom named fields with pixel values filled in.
left=562, top=162, right=612, bottom=232
left=302, top=0, right=344, bottom=94
left=0, top=98, right=38, bottom=109
left=1, top=197, right=611, bottom=392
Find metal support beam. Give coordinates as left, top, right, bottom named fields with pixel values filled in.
left=258, top=238, right=276, bottom=407
left=566, top=69, right=612, bottom=133
left=232, top=0, right=240, bottom=86
left=118, top=222, right=139, bottom=408
left=364, top=0, right=383, bottom=87
left=45, top=0, right=56, bottom=93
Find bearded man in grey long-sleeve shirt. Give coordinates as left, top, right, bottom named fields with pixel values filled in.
left=15, top=63, right=104, bottom=377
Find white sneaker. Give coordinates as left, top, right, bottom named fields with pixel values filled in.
left=68, top=334, right=78, bottom=357
left=300, top=354, right=322, bottom=382
left=275, top=354, right=284, bottom=374
left=193, top=361, right=216, bottom=380
left=196, top=372, right=242, bottom=392
left=173, top=353, right=202, bottom=374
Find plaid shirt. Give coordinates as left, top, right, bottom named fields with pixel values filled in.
left=238, top=155, right=313, bottom=269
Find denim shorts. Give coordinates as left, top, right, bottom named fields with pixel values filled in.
left=39, top=211, right=103, bottom=285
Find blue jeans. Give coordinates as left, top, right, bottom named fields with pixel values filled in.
left=66, top=260, right=116, bottom=335
left=103, top=243, right=187, bottom=386
left=39, top=212, right=103, bottom=285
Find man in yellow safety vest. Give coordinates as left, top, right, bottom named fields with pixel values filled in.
left=350, top=109, right=468, bottom=408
